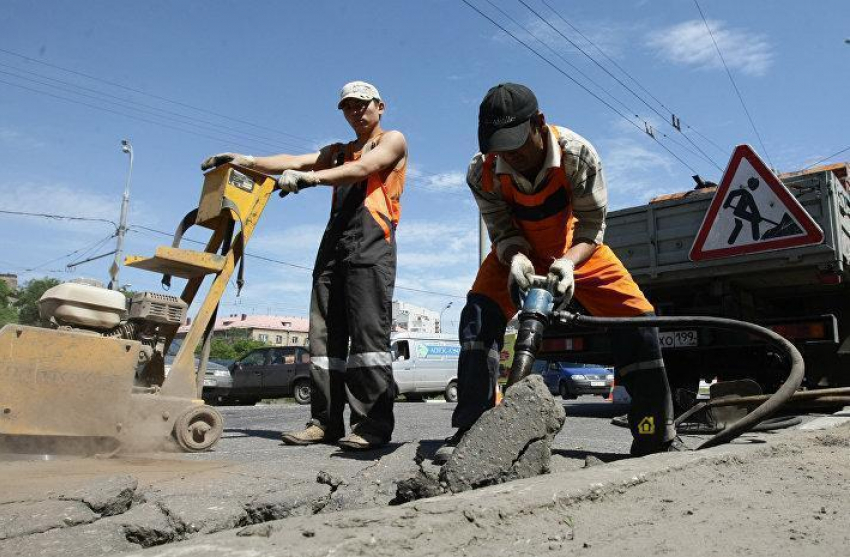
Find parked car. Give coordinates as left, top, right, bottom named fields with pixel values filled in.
left=391, top=332, right=460, bottom=402
left=163, top=353, right=233, bottom=404
left=534, top=360, right=614, bottom=400
left=200, top=360, right=234, bottom=404
left=225, top=346, right=312, bottom=405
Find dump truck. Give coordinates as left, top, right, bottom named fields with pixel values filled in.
left=540, top=159, right=850, bottom=394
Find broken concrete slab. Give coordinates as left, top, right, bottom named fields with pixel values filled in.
left=0, top=499, right=98, bottom=540
left=109, top=502, right=176, bottom=548
left=0, top=514, right=139, bottom=557
left=59, top=474, right=138, bottom=516
left=440, top=375, right=566, bottom=492
left=157, top=496, right=249, bottom=536
left=244, top=480, right=331, bottom=521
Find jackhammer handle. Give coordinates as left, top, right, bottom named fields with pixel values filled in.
left=511, top=274, right=558, bottom=308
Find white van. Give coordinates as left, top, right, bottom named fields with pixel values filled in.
left=390, top=332, right=460, bottom=402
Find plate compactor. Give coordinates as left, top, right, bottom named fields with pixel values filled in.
left=0, top=164, right=278, bottom=454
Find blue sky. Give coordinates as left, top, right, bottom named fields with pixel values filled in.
left=1, top=0, right=848, bottom=328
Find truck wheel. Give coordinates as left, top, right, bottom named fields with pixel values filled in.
left=173, top=405, right=224, bottom=452
left=293, top=379, right=311, bottom=405
left=445, top=380, right=458, bottom=403
left=559, top=382, right=575, bottom=400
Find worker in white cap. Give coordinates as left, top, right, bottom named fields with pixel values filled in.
left=201, top=81, right=407, bottom=451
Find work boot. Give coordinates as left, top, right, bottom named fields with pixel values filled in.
left=630, top=436, right=688, bottom=457
left=281, top=423, right=338, bottom=446
left=337, top=428, right=389, bottom=451
left=433, top=428, right=468, bottom=464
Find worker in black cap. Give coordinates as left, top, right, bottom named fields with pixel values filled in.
left=435, top=83, right=681, bottom=462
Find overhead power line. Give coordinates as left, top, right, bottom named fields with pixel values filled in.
left=693, top=0, right=774, bottom=169
left=803, top=145, right=850, bottom=170
left=0, top=63, right=311, bottom=153
left=0, top=78, right=273, bottom=155
left=538, top=0, right=728, bottom=159
left=501, top=0, right=721, bottom=172
left=0, top=47, right=317, bottom=147
left=460, top=0, right=699, bottom=175
left=129, top=225, right=465, bottom=299
left=0, top=208, right=117, bottom=227
left=530, top=0, right=725, bottom=169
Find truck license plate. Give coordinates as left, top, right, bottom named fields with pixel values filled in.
left=658, top=330, right=698, bottom=348
left=203, top=379, right=216, bottom=387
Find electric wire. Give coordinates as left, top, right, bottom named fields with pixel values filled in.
left=535, top=0, right=727, bottom=165
left=483, top=0, right=641, bottom=121
left=0, top=47, right=317, bottom=148
left=0, top=75, right=467, bottom=198
left=24, top=232, right=116, bottom=273
left=0, top=63, right=312, bottom=153
left=460, top=0, right=699, bottom=175
left=0, top=78, right=271, bottom=155
left=513, top=0, right=720, bottom=170
left=0, top=208, right=117, bottom=227
left=693, top=0, right=774, bottom=169
left=804, top=145, right=850, bottom=170
left=128, top=225, right=466, bottom=299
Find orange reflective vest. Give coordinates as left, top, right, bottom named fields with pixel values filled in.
left=481, top=125, right=575, bottom=259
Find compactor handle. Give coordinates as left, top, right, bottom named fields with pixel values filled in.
left=277, top=183, right=317, bottom=199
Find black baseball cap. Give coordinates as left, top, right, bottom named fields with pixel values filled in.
left=478, top=83, right=539, bottom=153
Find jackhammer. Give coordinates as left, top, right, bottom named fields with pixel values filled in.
left=505, top=275, right=807, bottom=450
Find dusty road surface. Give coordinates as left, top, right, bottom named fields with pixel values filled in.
left=1, top=400, right=847, bottom=557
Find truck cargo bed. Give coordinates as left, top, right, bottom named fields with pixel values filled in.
left=606, top=166, right=850, bottom=290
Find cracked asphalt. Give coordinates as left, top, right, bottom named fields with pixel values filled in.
left=13, top=395, right=825, bottom=555
left=0, top=396, right=635, bottom=555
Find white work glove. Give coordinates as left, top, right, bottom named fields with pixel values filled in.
left=548, top=258, right=575, bottom=307
left=508, top=252, right=535, bottom=293
left=277, top=169, right=319, bottom=195
left=200, top=152, right=255, bottom=171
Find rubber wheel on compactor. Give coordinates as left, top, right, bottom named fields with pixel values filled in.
left=173, top=405, right=224, bottom=452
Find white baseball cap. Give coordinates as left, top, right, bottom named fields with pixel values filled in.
left=337, top=81, right=381, bottom=108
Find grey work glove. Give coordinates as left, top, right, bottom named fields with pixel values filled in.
left=508, top=252, right=535, bottom=293
left=277, top=170, right=319, bottom=195
left=200, top=152, right=256, bottom=171
left=548, top=258, right=575, bottom=308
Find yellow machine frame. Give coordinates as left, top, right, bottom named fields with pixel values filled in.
left=0, top=164, right=277, bottom=452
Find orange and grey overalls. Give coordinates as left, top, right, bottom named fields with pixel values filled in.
left=454, top=126, right=676, bottom=454
left=308, top=133, right=405, bottom=441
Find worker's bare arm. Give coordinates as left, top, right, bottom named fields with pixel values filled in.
left=252, top=151, right=323, bottom=174
left=313, top=131, right=406, bottom=186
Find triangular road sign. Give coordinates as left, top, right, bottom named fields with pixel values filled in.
left=690, top=145, right=823, bottom=261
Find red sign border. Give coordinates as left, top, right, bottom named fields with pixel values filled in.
left=689, top=144, right=824, bottom=261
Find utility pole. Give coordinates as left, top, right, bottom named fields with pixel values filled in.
left=438, top=301, right=453, bottom=333
left=109, top=139, right=133, bottom=290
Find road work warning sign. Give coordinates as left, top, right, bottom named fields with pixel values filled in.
left=690, top=144, right=824, bottom=261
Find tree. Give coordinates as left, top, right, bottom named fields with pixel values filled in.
left=232, top=338, right=269, bottom=358
left=15, top=278, right=61, bottom=326
left=209, top=338, right=238, bottom=360
left=0, top=281, right=17, bottom=326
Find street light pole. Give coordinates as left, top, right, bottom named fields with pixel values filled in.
left=109, top=139, right=133, bottom=290
left=439, top=301, right=453, bottom=334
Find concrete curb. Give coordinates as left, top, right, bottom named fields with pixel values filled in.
left=129, top=419, right=850, bottom=557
